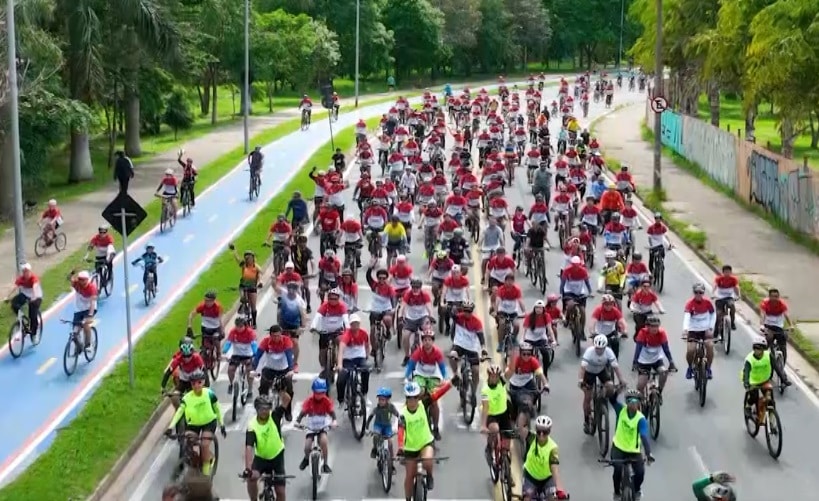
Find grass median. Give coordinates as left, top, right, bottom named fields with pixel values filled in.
left=0, top=117, right=378, bottom=500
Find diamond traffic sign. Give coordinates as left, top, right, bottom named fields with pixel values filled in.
left=102, top=192, right=148, bottom=237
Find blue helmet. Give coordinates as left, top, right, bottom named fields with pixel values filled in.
left=311, top=378, right=328, bottom=393
left=376, top=387, right=392, bottom=399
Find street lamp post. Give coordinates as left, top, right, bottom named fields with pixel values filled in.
left=652, top=0, right=663, bottom=192
left=618, top=0, right=625, bottom=69
left=242, top=0, right=250, bottom=154
left=354, top=0, right=360, bottom=108
left=5, top=0, right=27, bottom=270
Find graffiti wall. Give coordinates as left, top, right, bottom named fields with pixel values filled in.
left=660, top=110, right=684, bottom=155
left=682, top=117, right=738, bottom=191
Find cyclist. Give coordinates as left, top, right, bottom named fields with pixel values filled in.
left=176, top=152, right=198, bottom=206
left=285, top=191, right=308, bottom=230
left=683, top=283, right=716, bottom=380
left=479, top=363, right=512, bottom=446
left=506, top=343, right=549, bottom=443
left=253, top=325, right=295, bottom=420
left=479, top=217, right=505, bottom=285
left=608, top=388, right=654, bottom=501
left=39, top=199, right=62, bottom=244
left=428, top=250, right=454, bottom=305
left=579, top=335, right=625, bottom=434
left=335, top=314, right=371, bottom=405
left=758, top=288, right=794, bottom=363
left=7, top=263, right=43, bottom=339
left=384, top=214, right=408, bottom=258
left=692, top=472, right=736, bottom=501
left=366, top=387, right=400, bottom=459
left=446, top=227, right=471, bottom=265
left=230, top=245, right=262, bottom=327
left=450, top=299, right=488, bottom=391
left=86, top=225, right=115, bottom=285
left=266, top=215, right=293, bottom=264
left=289, top=236, right=315, bottom=312
left=298, top=94, right=313, bottom=123
left=68, top=269, right=98, bottom=353
left=521, top=415, right=569, bottom=500
left=277, top=282, right=307, bottom=371
left=317, top=249, right=341, bottom=301
left=222, top=316, right=257, bottom=399
left=625, top=252, right=651, bottom=298
left=155, top=168, right=179, bottom=215
left=559, top=255, right=592, bottom=314
left=632, top=316, right=677, bottom=395
left=397, top=380, right=452, bottom=494
left=248, top=146, right=264, bottom=181
left=711, top=264, right=739, bottom=332
left=486, top=248, right=516, bottom=303
left=242, top=394, right=292, bottom=501
left=645, top=213, right=672, bottom=275
left=294, top=378, right=337, bottom=473
left=521, top=301, right=557, bottom=372
left=161, top=337, right=206, bottom=405
left=743, top=336, right=790, bottom=415
left=365, top=263, right=397, bottom=341
left=602, top=212, right=629, bottom=257
left=165, top=369, right=226, bottom=476
left=589, top=294, right=628, bottom=358
left=494, top=272, right=525, bottom=345
left=398, top=278, right=434, bottom=365
left=131, top=243, right=164, bottom=290
left=406, top=330, right=448, bottom=439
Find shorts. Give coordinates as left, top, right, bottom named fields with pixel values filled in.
left=186, top=419, right=218, bottom=435
left=686, top=330, right=710, bottom=341
left=371, top=422, right=394, bottom=438
left=229, top=355, right=253, bottom=366
left=450, top=345, right=480, bottom=365
left=201, top=327, right=223, bottom=342
left=522, top=470, right=556, bottom=497
left=240, top=285, right=258, bottom=294
left=582, top=370, right=612, bottom=387
left=403, top=441, right=434, bottom=459
left=635, top=360, right=665, bottom=373
left=487, top=411, right=513, bottom=433
left=413, top=375, right=442, bottom=394
left=488, top=277, right=503, bottom=289
left=509, top=381, right=538, bottom=416
left=318, top=331, right=341, bottom=349
left=252, top=452, right=287, bottom=486
left=175, top=379, right=193, bottom=394
left=72, top=310, right=91, bottom=326
left=281, top=324, right=301, bottom=337
left=402, top=317, right=425, bottom=333
left=369, top=311, right=389, bottom=324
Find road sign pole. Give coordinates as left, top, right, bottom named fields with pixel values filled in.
left=328, top=113, right=336, bottom=151
left=118, top=209, right=136, bottom=388
left=653, top=0, right=664, bottom=193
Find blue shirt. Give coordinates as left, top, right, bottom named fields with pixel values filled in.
left=286, top=198, right=308, bottom=221
left=133, top=251, right=161, bottom=267
left=279, top=295, right=303, bottom=328
left=590, top=182, right=607, bottom=200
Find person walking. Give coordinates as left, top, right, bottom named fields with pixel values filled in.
left=114, top=151, right=135, bottom=194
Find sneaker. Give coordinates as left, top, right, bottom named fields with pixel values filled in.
left=284, top=408, right=293, bottom=422
left=612, top=494, right=622, bottom=501
left=685, top=367, right=694, bottom=380
left=299, top=457, right=309, bottom=470
left=370, top=447, right=377, bottom=459
left=306, top=306, right=312, bottom=314
left=401, top=356, right=409, bottom=367
left=321, top=463, right=332, bottom=474
left=433, top=427, right=441, bottom=441
left=706, top=368, right=713, bottom=380
left=426, top=475, right=434, bottom=490
left=227, top=384, right=233, bottom=395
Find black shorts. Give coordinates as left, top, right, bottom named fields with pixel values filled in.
left=488, top=277, right=503, bottom=288
left=450, top=345, right=480, bottom=365
left=686, top=330, right=710, bottom=341
left=487, top=411, right=513, bottom=433
left=319, top=331, right=341, bottom=350
left=241, top=285, right=258, bottom=294
left=281, top=325, right=301, bottom=338
left=252, top=452, right=286, bottom=486
left=582, top=370, right=611, bottom=387
left=636, top=360, right=665, bottom=373
left=403, top=441, right=434, bottom=459
left=229, top=355, right=253, bottom=366
left=187, top=419, right=218, bottom=435
left=175, top=380, right=193, bottom=394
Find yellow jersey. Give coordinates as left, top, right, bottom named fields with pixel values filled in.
left=600, top=261, right=626, bottom=287
left=384, top=222, right=407, bottom=243
left=567, top=119, right=579, bottom=132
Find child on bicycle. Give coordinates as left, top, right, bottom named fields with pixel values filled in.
left=131, top=243, right=164, bottom=290
left=366, top=387, right=400, bottom=459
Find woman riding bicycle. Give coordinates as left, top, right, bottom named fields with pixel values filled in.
left=230, top=244, right=262, bottom=327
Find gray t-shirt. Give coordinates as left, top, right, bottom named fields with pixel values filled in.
left=482, top=225, right=503, bottom=249
left=581, top=346, right=618, bottom=374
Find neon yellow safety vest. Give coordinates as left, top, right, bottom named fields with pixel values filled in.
left=612, top=407, right=643, bottom=453
left=248, top=417, right=284, bottom=460
left=481, top=382, right=508, bottom=416
left=523, top=437, right=558, bottom=480
left=181, top=389, right=219, bottom=426
left=402, top=402, right=434, bottom=452
left=745, top=350, right=772, bottom=386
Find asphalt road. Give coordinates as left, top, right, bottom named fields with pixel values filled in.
left=116, top=86, right=819, bottom=501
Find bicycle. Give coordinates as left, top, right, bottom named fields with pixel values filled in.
left=598, top=458, right=643, bottom=501
left=714, top=298, right=734, bottom=354
left=230, top=286, right=254, bottom=325
left=455, top=354, right=490, bottom=426
left=585, top=377, right=611, bottom=457
left=294, top=425, right=331, bottom=500
left=565, top=297, right=587, bottom=357
left=249, top=167, right=261, bottom=201
left=314, top=329, right=341, bottom=395
left=230, top=358, right=252, bottom=422
left=135, top=262, right=158, bottom=306
left=526, top=248, right=548, bottom=295
left=343, top=362, right=370, bottom=440
left=88, top=257, right=113, bottom=298
left=484, top=429, right=517, bottom=500
left=638, top=367, right=677, bottom=440
left=6, top=298, right=43, bottom=358
left=395, top=454, right=448, bottom=501
left=300, top=109, right=311, bottom=131
left=744, top=384, right=783, bottom=459
left=649, top=248, right=665, bottom=293
left=765, top=326, right=793, bottom=395
left=367, top=311, right=388, bottom=373
left=238, top=472, right=295, bottom=501
left=158, top=194, right=177, bottom=233
left=167, top=431, right=220, bottom=480
left=367, top=429, right=395, bottom=493
left=683, top=336, right=709, bottom=407
left=34, top=224, right=67, bottom=257
left=343, top=242, right=361, bottom=281
left=60, top=318, right=98, bottom=376
left=180, top=181, right=194, bottom=217
left=191, top=330, right=222, bottom=381
left=263, top=242, right=289, bottom=276
left=497, top=313, right=523, bottom=367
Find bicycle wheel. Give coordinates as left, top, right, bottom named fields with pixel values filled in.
left=209, top=435, right=220, bottom=476
left=231, top=381, right=240, bottom=422
left=745, top=400, right=761, bottom=437
left=500, top=453, right=513, bottom=501
left=654, top=259, right=665, bottom=293
left=722, top=315, right=732, bottom=355
left=764, top=406, right=783, bottom=459
left=310, top=453, right=320, bottom=500
left=775, top=352, right=786, bottom=395
left=413, top=474, right=426, bottom=501
left=181, top=190, right=191, bottom=217
left=648, top=394, right=661, bottom=440
left=485, top=441, right=500, bottom=484
left=160, top=207, right=168, bottom=233
left=461, top=373, right=476, bottom=425
left=208, top=347, right=221, bottom=381
left=596, top=397, right=610, bottom=457
left=83, top=327, right=99, bottom=362
left=55, top=232, right=67, bottom=252
left=538, top=258, right=547, bottom=295
left=31, top=312, right=44, bottom=346
left=351, top=390, right=367, bottom=440
left=63, top=334, right=80, bottom=376
left=103, top=268, right=113, bottom=297
left=34, top=236, right=47, bottom=257
left=573, top=319, right=582, bottom=357
left=240, top=372, right=250, bottom=406
left=374, top=330, right=385, bottom=371
left=8, top=322, right=24, bottom=358
left=697, top=362, right=707, bottom=407
left=379, top=444, right=393, bottom=492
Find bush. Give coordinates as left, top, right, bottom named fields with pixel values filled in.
left=163, top=90, right=194, bottom=140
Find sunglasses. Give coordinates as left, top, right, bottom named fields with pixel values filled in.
left=626, top=397, right=641, bottom=404
left=536, top=430, right=549, bottom=436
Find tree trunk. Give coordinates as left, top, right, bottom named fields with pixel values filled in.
left=68, top=131, right=94, bottom=182
left=124, top=86, right=142, bottom=157
left=811, top=111, right=819, bottom=149
left=744, top=103, right=757, bottom=143
left=708, top=82, right=720, bottom=127
left=780, top=117, right=795, bottom=158
left=211, top=82, right=218, bottom=125
left=0, top=133, right=14, bottom=219
left=197, top=84, right=209, bottom=115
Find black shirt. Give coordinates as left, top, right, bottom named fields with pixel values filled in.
left=447, top=237, right=468, bottom=259
left=289, top=245, right=313, bottom=275
left=527, top=226, right=546, bottom=248
left=332, top=153, right=345, bottom=168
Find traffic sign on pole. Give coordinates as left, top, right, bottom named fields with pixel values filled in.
left=102, top=192, right=147, bottom=237
left=650, top=96, right=668, bottom=114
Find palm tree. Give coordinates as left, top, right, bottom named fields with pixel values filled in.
left=58, top=0, right=178, bottom=181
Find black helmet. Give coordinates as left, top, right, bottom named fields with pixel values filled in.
left=254, top=395, right=273, bottom=410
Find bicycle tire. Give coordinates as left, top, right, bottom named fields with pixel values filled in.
left=55, top=232, right=67, bottom=252
left=538, top=257, right=547, bottom=295
left=63, top=334, right=79, bottom=376
left=764, top=406, right=783, bottom=459
left=34, top=236, right=47, bottom=257
left=208, top=346, right=221, bottom=381
left=352, top=390, right=367, bottom=440
left=745, top=399, right=761, bottom=437
left=461, top=370, right=476, bottom=425
left=697, top=362, right=707, bottom=407
left=310, top=452, right=320, bottom=500
left=654, top=259, right=665, bottom=293
left=8, top=322, right=24, bottom=358
left=501, top=452, right=513, bottom=500
left=414, top=474, right=426, bottom=501
left=486, top=440, right=500, bottom=484
left=84, top=326, right=99, bottom=362
left=379, top=443, right=393, bottom=492
left=775, top=352, right=786, bottom=395
left=210, top=435, right=220, bottom=476
left=723, top=315, right=732, bottom=354
left=231, top=381, right=240, bottom=422
left=648, top=394, right=661, bottom=440
left=375, top=329, right=385, bottom=372
left=240, top=372, right=249, bottom=406
left=103, top=268, right=113, bottom=297
left=596, top=396, right=610, bottom=457
left=573, top=317, right=582, bottom=358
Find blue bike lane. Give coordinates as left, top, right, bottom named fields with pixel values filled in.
left=0, top=98, right=412, bottom=485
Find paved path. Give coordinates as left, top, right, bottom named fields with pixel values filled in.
left=108, top=89, right=819, bottom=501
left=596, top=103, right=819, bottom=343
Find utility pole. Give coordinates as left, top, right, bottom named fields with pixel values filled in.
left=653, top=0, right=664, bottom=193
left=242, top=0, right=250, bottom=154
left=618, top=0, right=625, bottom=69
left=6, top=0, right=26, bottom=270
left=354, top=0, right=360, bottom=108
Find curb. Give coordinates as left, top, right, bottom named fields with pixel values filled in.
left=88, top=126, right=375, bottom=501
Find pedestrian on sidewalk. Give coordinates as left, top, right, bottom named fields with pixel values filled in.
left=114, top=151, right=135, bottom=194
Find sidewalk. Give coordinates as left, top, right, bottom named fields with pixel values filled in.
left=597, top=103, right=819, bottom=345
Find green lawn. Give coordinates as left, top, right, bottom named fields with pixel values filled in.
left=697, top=95, right=819, bottom=169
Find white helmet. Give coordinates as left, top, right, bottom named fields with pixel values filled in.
left=534, top=415, right=553, bottom=430
left=534, top=300, right=545, bottom=308
left=77, top=270, right=91, bottom=280
left=605, top=250, right=616, bottom=259
left=451, top=265, right=461, bottom=273
left=349, top=313, right=361, bottom=324
left=397, top=254, right=406, bottom=262
left=20, top=263, right=32, bottom=271
left=570, top=256, right=582, bottom=265
left=404, top=381, right=422, bottom=398
left=328, top=166, right=336, bottom=172
left=284, top=261, right=294, bottom=269
left=593, top=334, right=608, bottom=348
left=47, top=199, right=57, bottom=206
left=752, top=335, right=768, bottom=348
left=165, top=168, right=174, bottom=175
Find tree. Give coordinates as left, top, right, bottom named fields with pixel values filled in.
left=431, top=0, right=482, bottom=74
left=474, top=0, right=515, bottom=72
left=383, top=0, right=445, bottom=78
left=163, top=89, right=194, bottom=139
left=505, top=0, right=551, bottom=69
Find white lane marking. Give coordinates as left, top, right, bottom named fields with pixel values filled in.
left=208, top=214, right=218, bottom=223
left=688, top=446, right=709, bottom=475
left=183, top=234, right=195, bottom=244
left=36, top=357, right=56, bottom=376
